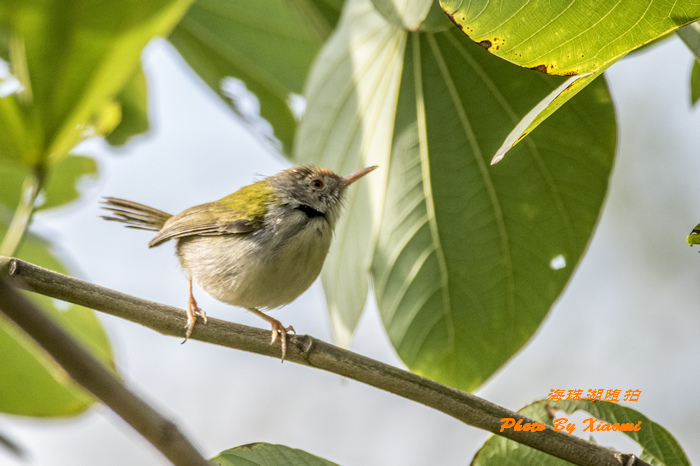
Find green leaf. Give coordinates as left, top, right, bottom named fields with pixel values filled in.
left=0, top=0, right=193, bottom=166
left=440, top=0, right=700, bottom=76
left=0, top=93, right=33, bottom=166
left=293, top=0, right=405, bottom=347
left=104, top=65, right=150, bottom=146
left=555, top=400, right=691, bottom=466
left=0, top=227, right=114, bottom=417
left=490, top=69, right=607, bottom=164
left=691, top=60, right=700, bottom=106
left=374, top=30, right=611, bottom=391
left=474, top=400, right=691, bottom=466
left=687, top=222, right=700, bottom=246
left=0, top=161, right=24, bottom=211
left=168, top=0, right=342, bottom=154
left=296, top=0, right=615, bottom=389
left=0, top=155, right=98, bottom=212
left=39, top=154, right=98, bottom=211
left=211, top=443, right=338, bottom=466
left=472, top=402, right=569, bottom=466
left=0, top=26, right=8, bottom=59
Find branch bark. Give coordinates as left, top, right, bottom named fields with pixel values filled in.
left=0, top=256, right=647, bottom=466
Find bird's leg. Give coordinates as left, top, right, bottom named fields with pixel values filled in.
left=247, top=308, right=295, bottom=362
left=183, top=276, right=207, bottom=341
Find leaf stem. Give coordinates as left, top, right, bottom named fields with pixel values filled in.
left=677, top=21, right=700, bottom=62
left=0, top=166, right=44, bottom=256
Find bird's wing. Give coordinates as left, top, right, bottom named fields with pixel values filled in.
left=147, top=181, right=276, bottom=248
left=148, top=203, right=262, bottom=247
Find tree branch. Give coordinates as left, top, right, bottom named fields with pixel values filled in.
left=0, top=256, right=647, bottom=466
left=0, top=274, right=210, bottom=466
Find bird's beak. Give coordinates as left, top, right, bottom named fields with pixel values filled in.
left=342, top=166, right=378, bottom=186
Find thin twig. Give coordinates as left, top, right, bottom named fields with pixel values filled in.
left=0, top=276, right=210, bottom=466
left=0, top=256, right=648, bottom=466
left=0, top=168, right=44, bottom=256
left=0, top=429, right=25, bottom=459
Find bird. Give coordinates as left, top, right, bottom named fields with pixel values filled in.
left=100, top=165, right=377, bottom=360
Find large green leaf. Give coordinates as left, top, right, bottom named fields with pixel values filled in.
left=473, top=401, right=690, bottom=466
left=168, top=0, right=342, bottom=154
left=211, top=443, right=338, bottom=466
left=0, top=0, right=193, bottom=166
left=295, top=0, right=615, bottom=390
left=440, top=0, right=700, bottom=76
left=375, top=31, right=614, bottom=391
left=0, top=230, right=114, bottom=417
left=293, top=0, right=405, bottom=347
left=436, top=1, right=700, bottom=160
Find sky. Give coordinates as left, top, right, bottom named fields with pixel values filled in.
left=1, top=32, right=700, bottom=465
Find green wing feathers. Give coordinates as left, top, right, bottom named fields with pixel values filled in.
left=101, top=180, right=279, bottom=248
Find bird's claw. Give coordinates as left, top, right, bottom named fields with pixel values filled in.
left=245, top=308, right=295, bottom=362
left=269, top=322, right=295, bottom=362
left=182, top=296, right=207, bottom=343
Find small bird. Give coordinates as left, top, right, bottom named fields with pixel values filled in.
left=101, top=165, right=377, bottom=360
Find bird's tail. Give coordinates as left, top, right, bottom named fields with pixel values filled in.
left=100, top=197, right=172, bottom=232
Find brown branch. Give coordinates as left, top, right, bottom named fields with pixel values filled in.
left=0, top=256, right=648, bottom=466
left=0, top=274, right=210, bottom=465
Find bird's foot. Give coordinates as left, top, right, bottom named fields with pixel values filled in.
left=269, top=320, right=295, bottom=362
left=183, top=294, right=207, bottom=343
left=246, top=308, right=295, bottom=361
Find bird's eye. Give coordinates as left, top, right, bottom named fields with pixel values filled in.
left=311, top=179, right=324, bottom=189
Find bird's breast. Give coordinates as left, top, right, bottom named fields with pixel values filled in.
left=176, top=218, right=333, bottom=310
